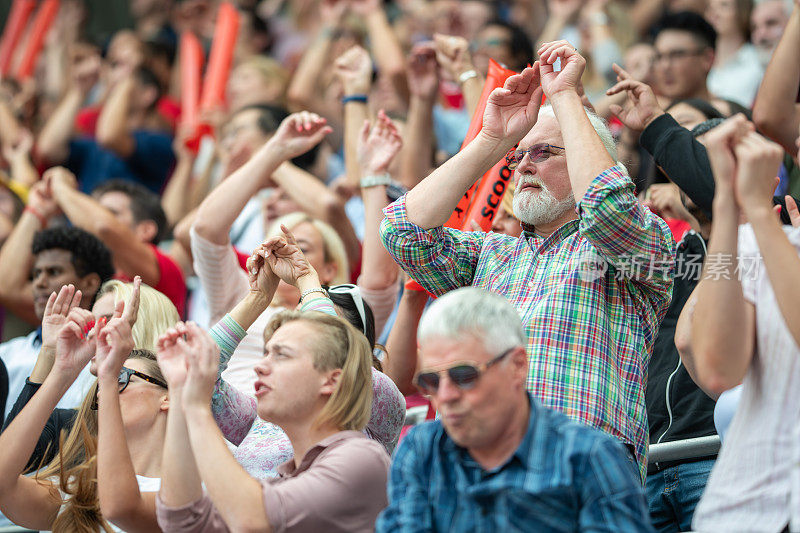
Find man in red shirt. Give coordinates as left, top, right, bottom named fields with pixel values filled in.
left=44, top=167, right=186, bottom=316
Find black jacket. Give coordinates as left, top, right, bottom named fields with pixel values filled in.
left=640, top=113, right=798, bottom=224
left=1, top=379, right=77, bottom=472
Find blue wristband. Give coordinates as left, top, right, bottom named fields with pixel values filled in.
left=342, top=94, right=368, bottom=105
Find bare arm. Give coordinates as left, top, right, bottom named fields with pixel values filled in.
left=37, top=86, right=84, bottom=165
left=404, top=66, right=543, bottom=229
left=182, top=324, right=271, bottom=533
left=96, top=76, right=136, bottom=158
left=355, top=0, right=408, bottom=102
left=193, top=112, right=332, bottom=245
left=0, top=309, right=97, bottom=530
left=0, top=180, right=61, bottom=324
left=161, top=129, right=198, bottom=229
left=540, top=43, right=616, bottom=201
left=95, top=282, right=161, bottom=532
left=433, top=34, right=484, bottom=118
left=334, top=46, right=372, bottom=188
left=752, top=4, right=800, bottom=153
left=2, top=128, right=39, bottom=188
left=685, top=117, right=758, bottom=396
left=0, top=98, right=22, bottom=150
left=384, top=284, right=428, bottom=395
left=400, top=44, right=437, bottom=189
left=48, top=168, right=161, bottom=286
left=272, top=162, right=361, bottom=267
left=357, top=111, right=402, bottom=290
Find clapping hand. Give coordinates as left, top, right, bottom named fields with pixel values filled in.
left=268, top=112, right=333, bottom=161
left=408, top=43, right=439, bottom=100
left=95, top=277, right=140, bottom=381
left=357, top=110, right=403, bottom=175
left=256, top=225, right=317, bottom=288
left=41, top=284, right=83, bottom=351
left=156, top=322, right=192, bottom=391
left=334, top=45, right=373, bottom=96
left=180, top=322, right=221, bottom=411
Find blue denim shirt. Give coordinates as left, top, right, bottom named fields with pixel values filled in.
left=376, top=394, right=653, bottom=532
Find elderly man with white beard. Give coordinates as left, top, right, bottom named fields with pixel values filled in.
left=380, top=41, right=675, bottom=481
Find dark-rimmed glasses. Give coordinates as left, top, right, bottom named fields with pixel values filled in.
left=91, top=366, right=168, bottom=410
left=415, top=348, right=514, bottom=395
left=506, top=144, right=565, bottom=170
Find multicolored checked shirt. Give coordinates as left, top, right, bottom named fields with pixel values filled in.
left=380, top=166, right=675, bottom=480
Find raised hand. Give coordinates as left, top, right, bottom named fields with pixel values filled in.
left=349, top=0, right=381, bottom=17
left=606, top=64, right=664, bottom=132
left=334, top=45, right=373, bottom=96
left=538, top=40, right=586, bottom=100
left=733, top=132, right=785, bottom=215
left=156, top=322, right=191, bottom=390
left=407, top=43, right=439, bottom=100
left=432, top=34, right=474, bottom=83
left=180, top=322, right=221, bottom=410
left=53, top=307, right=100, bottom=378
left=258, top=225, right=316, bottom=288
left=41, top=284, right=83, bottom=350
left=357, top=110, right=403, bottom=175
left=644, top=183, right=694, bottom=222
left=480, top=65, right=543, bottom=146
left=268, top=112, right=333, bottom=161
left=320, top=0, right=349, bottom=26
left=246, top=245, right=280, bottom=296
left=547, top=0, right=583, bottom=20
left=702, top=114, right=754, bottom=201
left=95, top=277, right=141, bottom=380
left=1, top=128, right=34, bottom=163
left=27, top=180, right=61, bottom=221
left=43, top=166, right=79, bottom=194
left=785, top=196, right=800, bottom=228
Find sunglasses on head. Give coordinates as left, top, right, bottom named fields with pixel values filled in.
left=414, top=348, right=514, bottom=396
left=91, top=366, right=168, bottom=410
left=327, top=284, right=367, bottom=335
left=505, top=144, right=565, bottom=170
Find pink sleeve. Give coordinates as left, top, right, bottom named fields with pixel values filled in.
left=190, top=228, right=251, bottom=325
left=365, top=368, right=406, bottom=454
left=155, top=493, right=230, bottom=533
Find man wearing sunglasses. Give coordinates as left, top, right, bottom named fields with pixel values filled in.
left=380, top=42, right=675, bottom=482
left=377, top=288, right=653, bottom=531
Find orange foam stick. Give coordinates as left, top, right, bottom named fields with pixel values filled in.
left=444, top=59, right=516, bottom=229
left=199, top=2, right=239, bottom=113
left=15, top=0, right=59, bottom=80
left=460, top=155, right=514, bottom=232
left=179, top=31, right=204, bottom=151
left=0, top=0, right=36, bottom=76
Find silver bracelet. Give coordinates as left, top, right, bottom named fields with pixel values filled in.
left=360, top=173, right=393, bottom=188
left=458, top=69, right=478, bottom=84
left=300, top=287, right=328, bottom=302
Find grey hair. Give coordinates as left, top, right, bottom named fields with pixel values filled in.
left=537, top=105, right=628, bottom=176
left=417, top=287, right=526, bottom=354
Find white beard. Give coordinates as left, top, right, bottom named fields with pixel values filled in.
left=513, top=174, right=575, bottom=227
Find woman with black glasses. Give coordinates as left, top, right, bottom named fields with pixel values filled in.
left=0, top=279, right=174, bottom=532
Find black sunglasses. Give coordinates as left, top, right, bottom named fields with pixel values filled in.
left=91, top=366, right=168, bottom=410
left=415, top=348, right=514, bottom=395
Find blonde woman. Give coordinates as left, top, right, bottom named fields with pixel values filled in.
left=0, top=279, right=172, bottom=532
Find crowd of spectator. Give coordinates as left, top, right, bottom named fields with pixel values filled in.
left=0, top=0, right=798, bottom=531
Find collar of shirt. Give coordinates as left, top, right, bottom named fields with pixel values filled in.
left=276, top=430, right=366, bottom=478
left=522, top=219, right=580, bottom=254
left=441, top=394, right=538, bottom=473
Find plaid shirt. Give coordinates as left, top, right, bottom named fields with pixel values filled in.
left=376, top=394, right=654, bottom=532
left=379, top=166, right=675, bottom=480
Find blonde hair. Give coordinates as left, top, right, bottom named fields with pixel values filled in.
left=36, top=350, right=163, bottom=532
left=97, top=280, right=180, bottom=351
left=501, top=180, right=518, bottom=221
left=239, top=56, right=289, bottom=100
left=263, top=311, right=372, bottom=431
left=266, top=212, right=349, bottom=285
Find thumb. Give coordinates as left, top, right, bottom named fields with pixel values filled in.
left=609, top=104, right=624, bottom=118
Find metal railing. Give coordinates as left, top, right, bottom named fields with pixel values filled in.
left=649, top=435, right=721, bottom=464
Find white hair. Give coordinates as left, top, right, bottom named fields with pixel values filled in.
left=417, top=287, right=526, bottom=354
left=537, top=105, right=628, bottom=175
